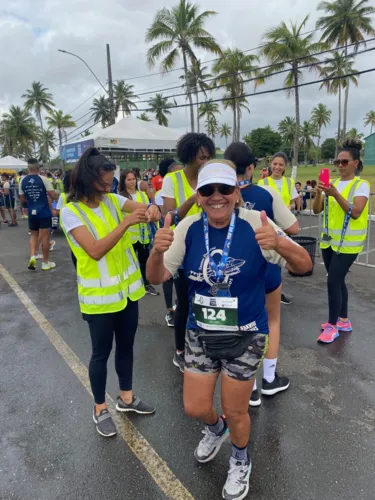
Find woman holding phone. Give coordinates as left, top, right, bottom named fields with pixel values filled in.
left=313, top=139, right=370, bottom=343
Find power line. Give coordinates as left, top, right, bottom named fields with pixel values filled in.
left=114, top=27, right=323, bottom=82
left=68, top=87, right=103, bottom=117
left=67, top=35, right=375, bottom=136
left=134, top=36, right=375, bottom=102
left=65, top=65, right=375, bottom=143
left=65, top=42, right=374, bottom=140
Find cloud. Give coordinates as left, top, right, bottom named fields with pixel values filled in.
left=1, top=0, right=375, bottom=147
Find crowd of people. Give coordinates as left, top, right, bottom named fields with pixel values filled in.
left=8, top=133, right=370, bottom=500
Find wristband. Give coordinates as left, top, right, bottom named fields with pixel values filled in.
left=173, top=209, right=179, bottom=226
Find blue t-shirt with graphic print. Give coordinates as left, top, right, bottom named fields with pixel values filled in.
left=183, top=213, right=270, bottom=333
left=240, top=184, right=281, bottom=292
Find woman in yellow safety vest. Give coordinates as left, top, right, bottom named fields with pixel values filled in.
left=159, top=133, right=216, bottom=372
left=258, top=152, right=299, bottom=209
left=60, top=148, right=160, bottom=437
left=119, top=169, right=159, bottom=297
left=313, top=139, right=370, bottom=344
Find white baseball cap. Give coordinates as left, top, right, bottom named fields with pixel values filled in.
left=197, top=162, right=237, bottom=190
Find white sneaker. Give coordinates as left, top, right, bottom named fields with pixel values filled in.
left=35, top=253, right=43, bottom=260
left=222, top=456, right=252, bottom=500
left=41, top=261, right=56, bottom=271
left=194, top=420, right=229, bottom=463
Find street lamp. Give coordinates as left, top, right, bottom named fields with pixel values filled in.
left=58, top=47, right=116, bottom=125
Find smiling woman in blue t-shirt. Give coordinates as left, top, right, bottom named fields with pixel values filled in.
left=146, top=160, right=311, bottom=500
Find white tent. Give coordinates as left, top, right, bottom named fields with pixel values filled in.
left=0, top=156, right=27, bottom=171
left=62, top=116, right=183, bottom=160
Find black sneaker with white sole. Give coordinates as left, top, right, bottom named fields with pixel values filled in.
left=261, top=373, right=290, bottom=396
left=145, top=285, right=159, bottom=296
left=116, top=395, right=155, bottom=415
left=249, top=389, right=261, bottom=407
left=173, top=352, right=184, bottom=373
left=281, top=293, right=292, bottom=305
left=165, top=311, right=174, bottom=327
left=93, top=408, right=117, bottom=437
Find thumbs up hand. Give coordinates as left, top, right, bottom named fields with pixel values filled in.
left=255, top=210, right=281, bottom=251
left=153, top=213, right=174, bottom=254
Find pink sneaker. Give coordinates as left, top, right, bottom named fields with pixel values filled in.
left=337, top=319, right=352, bottom=332
left=317, top=324, right=339, bottom=343
left=320, top=322, right=332, bottom=330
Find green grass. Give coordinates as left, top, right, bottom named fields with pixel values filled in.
left=253, top=164, right=375, bottom=194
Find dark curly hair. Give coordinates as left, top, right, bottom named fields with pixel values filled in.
left=119, top=169, right=138, bottom=199
left=176, top=133, right=216, bottom=165
left=68, top=147, right=116, bottom=202
left=341, top=138, right=363, bottom=173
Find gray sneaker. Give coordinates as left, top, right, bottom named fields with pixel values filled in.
left=92, top=408, right=117, bottom=437
left=194, top=421, right=229, bottom=463
left=173, top=352, right=184, bottom=373
left=222, top=457, right=252, bottom=500
left=116, top=395, right=155, bottom=415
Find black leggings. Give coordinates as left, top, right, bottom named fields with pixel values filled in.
left=163, top=277, right=174, bottom=310
left=133, top=242, right=149, bottom=286
left=173, top=269, right=190, bottom=351
left=322, top=248, right=358, bottom=325
left=83, top=300, right=139, bottom=404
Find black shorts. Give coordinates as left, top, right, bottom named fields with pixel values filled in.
left=0, top=199, right=15, bottom=209
left=28, top=217, right=52, bottom=231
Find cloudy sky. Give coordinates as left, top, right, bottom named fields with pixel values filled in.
left=1, top=0, right=375, bottom=148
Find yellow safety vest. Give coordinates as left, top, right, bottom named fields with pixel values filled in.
left=258, top=177, right=294, bottom=207
left=168, top=170, right=202, bottom=215
left=56, top=179, right=64, bottom=194
left=320, top=178, right=369, bottom=254
left=63, top=194, right=145, bottom=314
left=127, top=191, right=150, bottom=244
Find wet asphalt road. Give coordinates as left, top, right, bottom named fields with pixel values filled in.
left=1, top=219, right=375, bottom=500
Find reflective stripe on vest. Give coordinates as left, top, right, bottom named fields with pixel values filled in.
left=63, top=194, right=145, bottom=313
left=127, top=191, right=150, bottom=244
left=261, top=177, right=293, bottom=207
left=320, top=178, right=369, bottom=254
left=169, top=170, right=202, bottom=215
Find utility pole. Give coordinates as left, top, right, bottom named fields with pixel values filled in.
left=106, top=44, right=116, bottom=125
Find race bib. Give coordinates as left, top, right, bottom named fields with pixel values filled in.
left=193, top=293, right=238, bottom=332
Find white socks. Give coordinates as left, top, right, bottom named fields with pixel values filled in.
left=253, top=379, right=257, bottom=391
left=263, top=358, right=277, bottom=383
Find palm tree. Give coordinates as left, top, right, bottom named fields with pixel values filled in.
left=46, top=110, right=76, bottom=152
left=259, top=16, right=323, bottom=173
left=317, top=0, right=375, bottom=137
left=311, top=103, right=332, bottom=160
left=2, top=106, right=37, bottom=158
left=180, top=60, right=212, bottom=132
left=364, top=110, right=375, bottom=134
left=206, top=115, right=218, bottom=140
left=146, top=0, right=221, bottom=132
left=38, top=129, right=57, bottom=162
left=346, top=127, right=364, bottom=140
left=213, top=49, right=259, bottom=142
left=300, top=121, right=316, bottom=164
left=148, top=94, right=172, bottom=126
left=137, top=112, right=152, bottom=122
left=319, top=51, right=358, bottom=156
left=198, top=99, right=220, bottom=130
left=278, top=116, right=296, bottom=157
left=90, top=96, right=111, bottom=127
left=219, top=123, right=232, bottom=146
left=114, top=80, right=139, bottom=117
left=22, top=81, right=55, bottom=130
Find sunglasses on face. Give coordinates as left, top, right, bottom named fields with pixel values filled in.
left=333, top=159, right=350, bottom=167
left=198, top=184, right=236, bottom=197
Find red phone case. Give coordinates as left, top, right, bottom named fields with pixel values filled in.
left=319, top=168, right=330, bottom=187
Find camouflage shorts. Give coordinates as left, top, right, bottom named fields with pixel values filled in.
left=185, top=330, right=269, bottom=382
